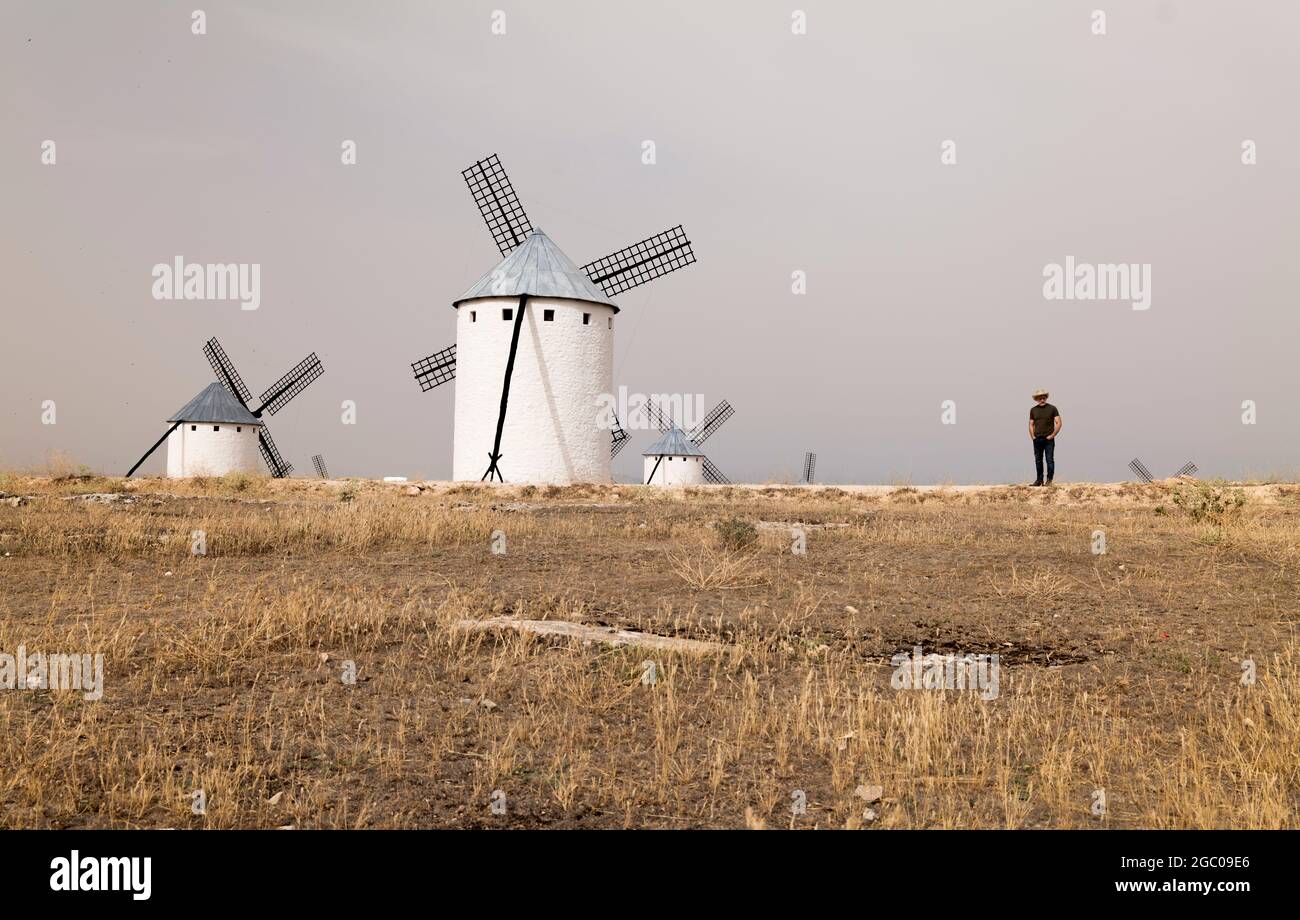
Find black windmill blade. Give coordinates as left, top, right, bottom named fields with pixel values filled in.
left=311, top=454, right=329, bottom=479
left=702, top=458, right=731, bottom=485
left=803, top=452, right=817, bottom=485
left=258, top=428, right=293, bottom=478
left=256, top=353, right=324, bottom=416
left=203, top=337, right=253, bottom=408
left=1175, top=461, right=1198, bottom=478
left=1128, top=458, right=1154, bottom=484
left=644, top=397, right=673, bottom=431
left=412, top=344, right=457, bottom=392
left=686, top=400, right=735, bottom=447
left=463, top=154, right=533, bottom=257
left=582, top=225, right=696, bottom=298
left=610, top=413, right=630, bottom=458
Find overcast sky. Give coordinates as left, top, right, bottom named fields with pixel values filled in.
left=3, top=1, right=1298, bottom=484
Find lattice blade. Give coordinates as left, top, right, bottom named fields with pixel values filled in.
left=644, top=397, right=673, bottom=431
left=610, top=413, right=630, bottom=458
left=259, top=428, right=293, bottom=478
left=687, top=400, right=734, bottom=446
left=311, top=454, right=329, bottom=478
left=203, top=337, right=252, bottom=408
left=1174, top=461, right=1198, bottom=478
left=1128, top=458, right=1154, bottom=483
left=803, top=452, right=817, bottom=484
left=258, top=354, right=324, bottom=416
left=582, top=225, right=695, bottom=298
left=463, top=154, right=533, bottom=257
left=413, top=344, right=457, bottom=392
left=702, top=458, right=730, bottom=485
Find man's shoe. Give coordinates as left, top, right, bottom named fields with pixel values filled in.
left=1045, top=478, right=1053, bottom=486
left=1030, top=480, right=1043, bottom=487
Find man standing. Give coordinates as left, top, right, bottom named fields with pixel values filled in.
left=1028, top=388, right=1061, bottom=486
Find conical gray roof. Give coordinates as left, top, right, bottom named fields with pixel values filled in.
left=642, top=426, right=705, bottom=457
left=167, top=382, right=262, bottom=425
left=453, top=228, right=619, bottom=312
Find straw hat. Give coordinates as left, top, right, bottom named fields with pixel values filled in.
left=1032, top=388, right=1049, bottom=399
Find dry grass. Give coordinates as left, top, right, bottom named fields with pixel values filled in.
left=1, top=474, right=1297, bottom=828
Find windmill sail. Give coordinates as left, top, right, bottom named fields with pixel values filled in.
left=582, top=225, right=695, bottom=298
left=644, top=397, right=673, bottom=431
left=258, top=428, right=293, bottom=478
left=463, top=154, right=533, bottom=257
left=1128, top=458, right=1154, bottom=483
left=203, top=337, right=252, bottom=407
left=686, top=400, right=734, bottom=446
left=702, top=458, right=730, bottom=485
left=802, top=452, right=817, bottom=484
left=257, top=354, right=323, bottom=416
left=610, top=413, right=630, bottom=458
left=413, top=344, right=457, bottom=392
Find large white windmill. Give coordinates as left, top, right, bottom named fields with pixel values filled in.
left=411, top=154, right=697, bottom=484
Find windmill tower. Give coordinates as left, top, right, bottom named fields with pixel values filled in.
left=643, top=427, right=706, bottom=485
left=162, top=383, right=263, bottom=477
left=126, top=337, right=323, bottom=478
left=411, top=154, right=695, bottom=484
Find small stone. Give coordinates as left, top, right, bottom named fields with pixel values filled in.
left=267, top=791, right=284, bottom=806
left=164, top=571, right=173, bottom=577
left=479, top=698, right=498, bottom=711
left=405, top=486, right=422, bottom=496
left=319, top=653, right=330, bottom=663
left=855, top=784, right=883, bottom=805
left=845, top=605, right=859, bottom=614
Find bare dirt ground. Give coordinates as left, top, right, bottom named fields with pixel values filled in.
left=1, top=473, right=1297, bottom=828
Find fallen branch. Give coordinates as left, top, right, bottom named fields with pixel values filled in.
left=456, top=617, right=725, bottom=655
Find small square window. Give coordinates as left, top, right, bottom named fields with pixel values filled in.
left=608, top=318, right=613, bottom=329
left=502, top=308, right=513, bottom=321
left=236, top=427, right=242, bottom=432
left=213, top=426, right=220, bottom=431
left=543, top=309, right=555, bottom=322
left=190, top=425, right=196, bottom=431
left=583, top=313, right=591, bottom=325
left=471, top=311, right=477, bottom=322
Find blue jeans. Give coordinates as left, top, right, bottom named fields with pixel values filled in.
left=1033, top=437, right=1055, bottom=482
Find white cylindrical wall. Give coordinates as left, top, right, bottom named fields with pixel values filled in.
left=643, top=453, right=706, bottom=486
left=453, top=296, right=614, bottom=484
left=166, top=423, right=263, bottom=477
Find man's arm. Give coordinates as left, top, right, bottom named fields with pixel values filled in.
left=1048, top=413, right=1062, bottom=439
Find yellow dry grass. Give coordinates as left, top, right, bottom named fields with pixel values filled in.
left=0, top=474, right=1296, bottom=828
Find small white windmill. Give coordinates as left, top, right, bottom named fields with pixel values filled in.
left=126, top=337, right=323, bottom=478
left=643, top=397, right=735, bottom=485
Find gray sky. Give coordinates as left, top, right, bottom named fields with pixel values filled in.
left=3, top=0, right=1298, bottom=484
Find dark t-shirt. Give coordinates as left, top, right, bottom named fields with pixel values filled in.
left=1030, top=403, right=1059, bottom=438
